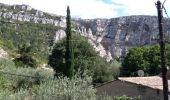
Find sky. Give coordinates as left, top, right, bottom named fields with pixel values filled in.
left=0, top=0, right=170, bottom=19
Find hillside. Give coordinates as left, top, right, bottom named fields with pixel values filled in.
left=0, top=3, right=170, bottom=62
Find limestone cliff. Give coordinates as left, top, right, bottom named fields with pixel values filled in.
left=1, top=3, right=170, bottom=61
left=0, top=3, right=66, bottom=27
left=74, top=16, right=170, bottom=59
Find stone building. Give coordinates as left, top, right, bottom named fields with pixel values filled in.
left=96, top=76, right=170, bottom=100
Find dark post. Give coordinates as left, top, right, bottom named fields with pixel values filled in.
left=156, top=1, right=169, bottom=100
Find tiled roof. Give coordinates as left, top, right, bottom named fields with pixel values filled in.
left=119, top=76, right=170, bottom=91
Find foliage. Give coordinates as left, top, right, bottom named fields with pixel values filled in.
left=0, top=59, right=54, bottom=99
left=121, top=44, right=170, bottom=76
left=1, top=65, right=54, bottom=92
left=98, top=95, right=141, bottom=100
left=49, top=33, right=96, bottom=76
left=0, top=59, right=136, bottom=100
left=0, top=58, right=15, bottom=69
left=0, top=74, right=8, bottom=91
left=0, top=20, right=57, bottom=64
left=110, top=60, right=122, bottom=78
left=49, top=33, right=117, bottom=83
left=97, top=94, right=141, bottom=100
left=0, top=59, right=15, bottom=90
left=13, top=44, right=37, bottom=68
left=65, top=6, right=74, bottom=78
left=93, top=57, right=115, bottom=83
left=49, top=34, right=92, bottom=74
left=0, top=69, right=96, bottom=100
left=113, top=95, right=140, bottom=100
left=32, top=75, right=96, bottom=100
left=166, top=43, right=170, bottom=66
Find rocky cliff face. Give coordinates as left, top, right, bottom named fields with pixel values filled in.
left=1, top=3, right=170, bottom=61
left=0, top=3, right=66, bottom=27
left=73, top=16, right=170, bottom=60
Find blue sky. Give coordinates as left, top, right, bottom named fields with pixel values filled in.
left=0, top=0, right=170, bottom=19
left=99, top=0, right=114, bottom=4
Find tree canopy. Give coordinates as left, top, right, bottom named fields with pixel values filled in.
left=48, top=33, right=117, bottom=83
left=121, top=44, right=170, bottom=76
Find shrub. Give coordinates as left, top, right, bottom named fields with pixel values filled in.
left=1, top=66, right=54, bottom=91
left=0, top=73, right=96, bottom=100
left=13, top=44, right=37, bottom=68
left=33, top=75, right=96, bottom=100
left=0, top=59, right=15, bottom=90
left=0, top=58, right=15, bottom=69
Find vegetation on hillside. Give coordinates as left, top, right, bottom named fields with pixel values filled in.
left=0, top=58, right=138, bottom=100
left=0, top=19, right=57, bottom=64
left=13, top=44, right=37, bottom=68
left=121, top=44, right=170, bottom=76
left=0, top=58, right=96, bottom=100
left=0, top=5, right=162, bottom=99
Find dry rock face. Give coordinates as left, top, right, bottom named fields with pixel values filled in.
left=0, top=3, right=66, bottom=27
left=74, top=16, right=170, bottom=60
left=1, top=3, right=170, bottom=61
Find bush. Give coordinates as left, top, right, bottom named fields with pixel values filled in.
left=0, top=58, right=15, bottom=69
left=1, top=66, right=54, bottom=91
left=0, top=88, right=30, bottom=100
left=13, top=44, right=37, bottom=68
left=0, top=59, right=16, bottom=90
left=0, top=73, right=96, bottom=100
left=33, top=75, right=96, bottom=100
left=93, top=57, right=114, bottom=83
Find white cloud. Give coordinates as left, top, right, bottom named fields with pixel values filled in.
left=68, top=0, right=117, bottom=18
left=0, top=0, right=170, bottom=19
left=0, top=0, right=118, bottom=19
left=112, top=0, right=170, bottom=17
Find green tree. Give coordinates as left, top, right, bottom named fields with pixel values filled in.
left=143, top=45, right=161, bottom=75
left=166, top=44, right=170, bottom=66
left=121, top=45, right=170, bottom=76
left=65, top=6, right=74, bottom=78
left=49, top=34, right=96, bottom=76
left=48, top=34, right=116, bottom=83
left=121, top=47, right=147, bottom=76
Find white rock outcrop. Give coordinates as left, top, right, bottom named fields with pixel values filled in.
left=0, top=48, right=8, bottom=59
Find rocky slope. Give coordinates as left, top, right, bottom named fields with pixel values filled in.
left=1, top=3, right=170, bottom=61
left=0, top=3, right=66, bottom=27
left=55, top=16, right=170, bottom=61
left=75, top=16, right=170, bottom=58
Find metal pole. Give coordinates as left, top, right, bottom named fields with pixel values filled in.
left=156, top=1, right=169, bottom=100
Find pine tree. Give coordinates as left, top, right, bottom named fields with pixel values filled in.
left=65, top=6, right=74, bottom=78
